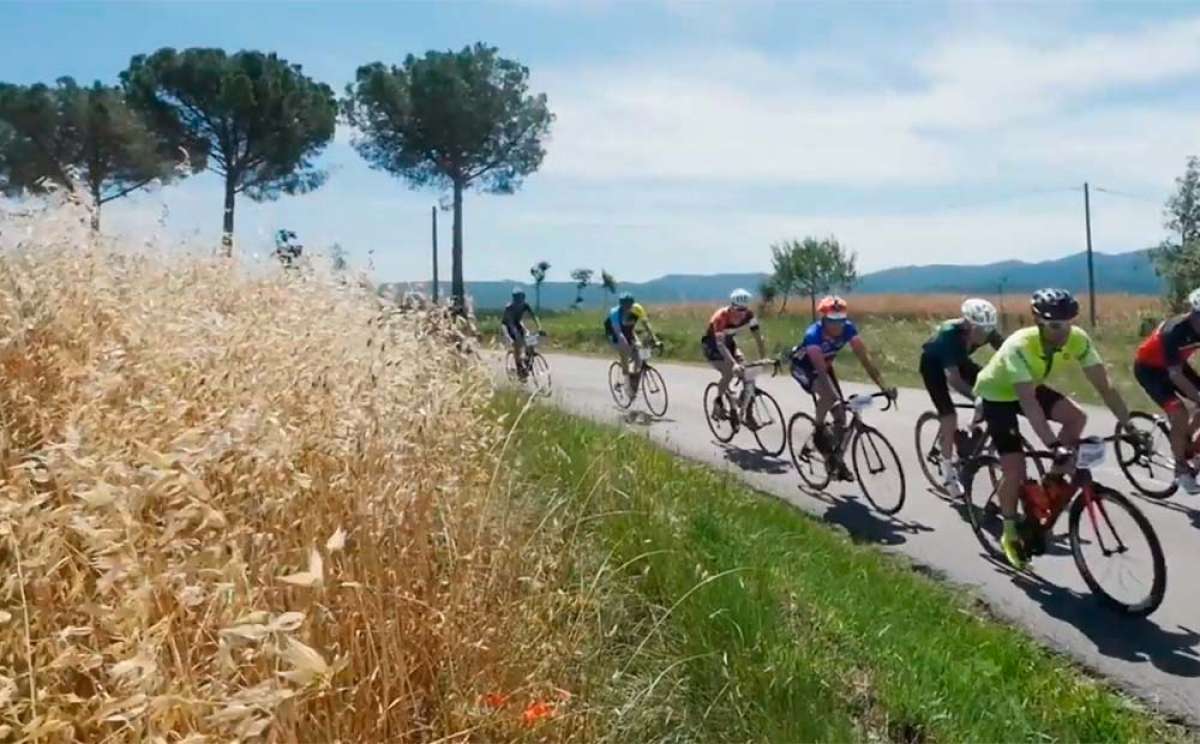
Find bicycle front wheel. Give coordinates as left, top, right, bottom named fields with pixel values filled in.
left=530, top=353, right=552, bottom=396
left=1069, top=485, right=1166, bottom=616
left=963, top=456, right=1007, bottom=558
left=608, top=362, right=633, bottom=408
left=914, top=410, right=947, bottom=495
left=788, top=411, right=832, bottom=490
left=750, top=390, right=786, bottom=456
left=504, top=350, right=519, bottom=382
left=704, top=383, right=736, bottom=443
left=641, top=365, right=669, bottom=417
left=852, top=425, right=906, bottom=515
left=1114, top=412, right=1177, bottom=499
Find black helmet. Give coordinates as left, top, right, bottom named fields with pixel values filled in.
left=618, top=291, right=634, bottom=305
left=1030, top=288, right=1079, bottom=321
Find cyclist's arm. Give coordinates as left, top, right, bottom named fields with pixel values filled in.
left=526, top=307, right=543, bottom=332
left=1168, top=363, right=1200, bottom=405
left=751, top=327, right=767, bottom=360
left=944, top=366, right=976, bottom=400
left=715, top=330, right=738, bottom=364
left=1015, top=380, right=1059, bottom=448
left=1082, top=363, right=1132, bottom=428
left=805, top=345, right=830, bottom=376
left=849, top=337, right=888, bottom=390
left=642, top=320, right=659, bottom=343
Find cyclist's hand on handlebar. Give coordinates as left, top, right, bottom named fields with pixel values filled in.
left=882, top=386, right=898, bottom=401
left=732, top=363, right=745, bottom=378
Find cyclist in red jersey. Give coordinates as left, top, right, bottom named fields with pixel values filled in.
left=701, top=288, right=767, bottom=417
left=1133, top=287, right=1200, bottom=493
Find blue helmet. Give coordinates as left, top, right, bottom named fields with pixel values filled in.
left=618, top=291, right=635, bottom=305
left=512, top=286, right=526, bottom=299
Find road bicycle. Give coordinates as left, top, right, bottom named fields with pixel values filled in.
left=703, top=359, right=787, bottom=456
left=914, top=401, right=1046, bottom=500
left=962, top=435, right=1166, bottom=616
left=1113, top=410, right=1200, bottom=499
left=504, top=331, right=551, bottom=396
left=608, top=340, right=668, bottom=416
left=789, top=391, right=906, bottom=514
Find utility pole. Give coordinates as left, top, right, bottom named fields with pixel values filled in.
left=1084, top=182, right=1096, bottom=327
left=431, top=205, right=439, bottom=305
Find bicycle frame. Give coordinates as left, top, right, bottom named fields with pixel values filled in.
left=1021, top=438, right=1123, bottom=550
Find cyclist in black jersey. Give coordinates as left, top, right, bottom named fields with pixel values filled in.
left=502, top=287, right=542, bottom=379
left=919, top=298, right=1004, bottom=494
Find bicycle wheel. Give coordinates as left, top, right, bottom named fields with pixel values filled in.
left=962, top=455, right=1009, bottom=559
left=1069, top=485, right=1166, bottom=616
left=852, top=425, right=906, bottom=515
left=749, top=390, right=786, bottom=456
left=608, top=362, right=633, bottom=408
left=914, top=410, right=947, bottom=495
left=1114, top=412, right=1177, bottom=499
left=529, top=353, right=552, bottom=396
left=788, top=411, right=832, bottom=490
left=504, top=350, right=519, bottom=382
left=703, top=383, right=736, bottom=443
left=641, top=365, right=669, bottom=417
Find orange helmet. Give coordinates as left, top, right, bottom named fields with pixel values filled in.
left=817, top=295, right=848, bottom=320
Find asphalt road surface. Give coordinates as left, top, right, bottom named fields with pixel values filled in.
left=518, top=351, right=1200, bottom=725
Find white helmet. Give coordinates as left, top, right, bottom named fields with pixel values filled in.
left=729, top=288, right=752, bottom=308
left=1188, top=287, right=1200, bottom=313
left=961, top=298, right=998, bottom=328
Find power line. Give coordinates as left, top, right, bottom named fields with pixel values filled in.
left=1091, top=185, right=1161, bottom=205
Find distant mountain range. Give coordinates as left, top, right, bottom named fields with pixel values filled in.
left=384, top=249, right=1162, bottom=310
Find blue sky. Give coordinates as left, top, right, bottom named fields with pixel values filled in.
left=3, top=0, right=1199, bottom=284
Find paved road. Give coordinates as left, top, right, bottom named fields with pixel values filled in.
left=526, top=352, right=1200, bottom=724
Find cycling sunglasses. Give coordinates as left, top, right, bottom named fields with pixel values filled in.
left=1041, top=319, right=1073, bottom=332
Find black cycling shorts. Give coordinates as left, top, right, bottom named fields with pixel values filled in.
left=790, top=359, right=843, bottom=397
left=980, top=386, right=1065, bottom=455
left=1134, top=362, right=1200, bottom=413
left=503, top=322, right=525, bottom=343
left=701, top=334, right=738, bottom=362
left=920, top=352, right=981, bottom=417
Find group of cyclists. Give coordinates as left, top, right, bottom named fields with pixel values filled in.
left=501, top=282, right=1200, bottom=571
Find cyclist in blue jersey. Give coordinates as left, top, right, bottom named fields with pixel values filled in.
left=790, top=296, right=896, bottom=470
left=604, top=291, right=659, bottom=396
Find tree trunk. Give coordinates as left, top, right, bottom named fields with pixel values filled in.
left=90, top=183, right=101, bottom=232
left=810, top=291, right=817, bottom=322
left=780, top=292, right=788, bottom=313
left=535, top=282, right=542, bottom=312
left=451, top=178, right=465, bottom=316
left=221, top=175, right=236, bottom=257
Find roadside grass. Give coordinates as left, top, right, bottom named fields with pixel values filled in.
left=496, top=392, right=1190, bottom=743
left=481, top=297, right=1160, bottom=409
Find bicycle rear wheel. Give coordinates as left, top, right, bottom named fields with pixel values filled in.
left=852, top=425, right=906, bottom=515
left=788, top=411, right=832, bottom=490
left=1069, top=485, right=1166, bottom=616
left=641, top=365, right=669, bottom=417
left=1114, top=412, right=1177, bottom=499
left=914, top=410, right=947, bottom=495
left=704, top=383, right=736, bottom=443
left=749, top=390, right=786, bottom=456
left=608, top=362, right=633, bottom=408
left=529, top=353, right=552, bottom=396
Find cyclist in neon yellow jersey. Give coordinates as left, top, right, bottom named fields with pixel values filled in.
left=974, top=288, right=1139, bottom=570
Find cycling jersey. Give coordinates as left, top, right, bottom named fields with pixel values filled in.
left=790, top=320, right=859, bottom=369
left=1135, top=314, right=1200, bottom=369
left=974, top=326, right=1101, bottom=403
left=502, top=301, right=532, bottom=327
left=921, top=320, right=1003, bottom=369
left=703, top=306, right=758, bottom=340
left=607, top=303, right=647, bottom=331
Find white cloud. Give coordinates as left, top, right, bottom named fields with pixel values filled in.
left=535, top=15, right=1200, bottom=190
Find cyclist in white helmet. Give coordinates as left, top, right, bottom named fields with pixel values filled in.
left=701, top=288, right=767, bottom=417
left=918, top=298, right=1005, bottom=495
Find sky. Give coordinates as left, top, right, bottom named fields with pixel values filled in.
left=2, top=0, right=1199, bottom=284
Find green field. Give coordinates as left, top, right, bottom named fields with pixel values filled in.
left=497, top=393, right=1187, bottom=742
left=481, top=304, right=1157, bottom=409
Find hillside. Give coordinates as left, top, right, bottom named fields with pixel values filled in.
left=389, top=249, right=1161, bottom=310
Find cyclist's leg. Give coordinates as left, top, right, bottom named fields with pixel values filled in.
left=1136, top=362, right=1189, bottom=473
left=1039, top=386, right=1082, bottom=476
left=811, top=371, right=839, bottom=430
left=983, top=398, right=1029, bottom=567
left=920, top=355, right=958, bottom=459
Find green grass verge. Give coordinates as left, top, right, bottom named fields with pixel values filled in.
left=481, top=308, right=1155, bottom=409
left=497, top=392, right=1189, bottom=742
